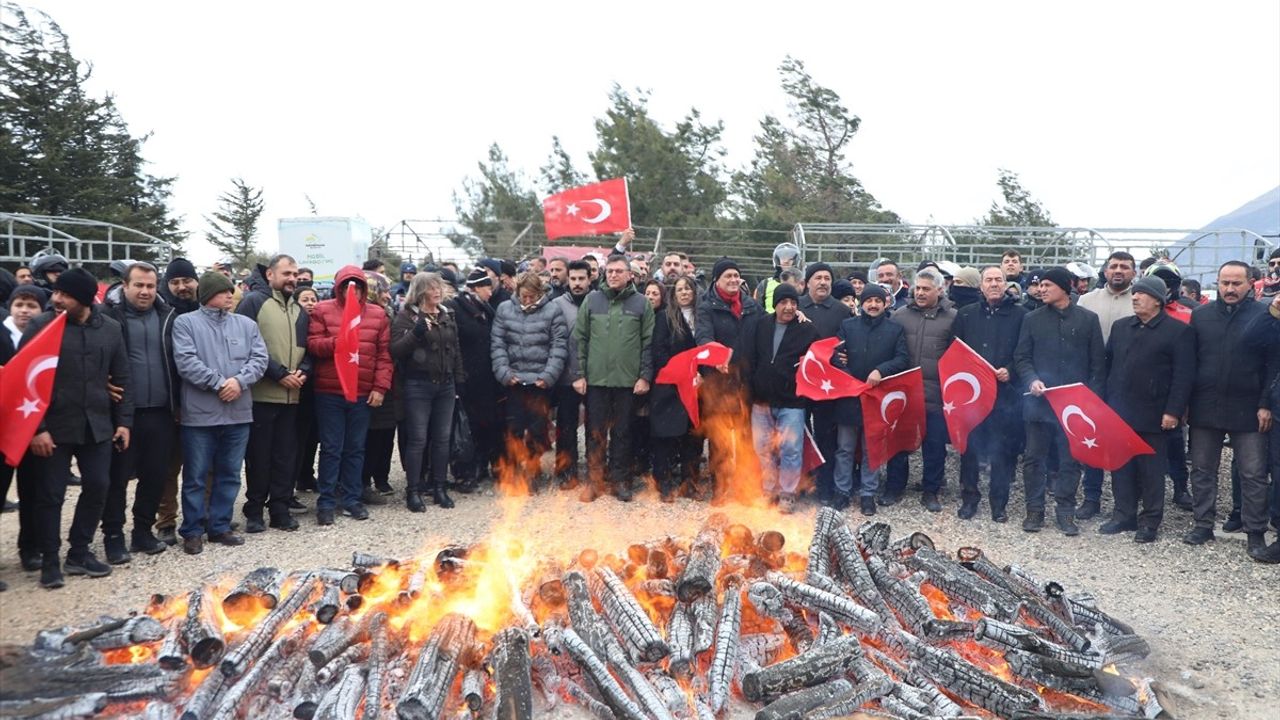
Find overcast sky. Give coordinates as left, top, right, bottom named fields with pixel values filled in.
left=33, top=0, right=1280, bottom=264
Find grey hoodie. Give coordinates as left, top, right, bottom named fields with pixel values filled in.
left=172, top=305, right=269, bottom=426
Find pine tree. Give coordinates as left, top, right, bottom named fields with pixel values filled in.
left=452, top=143, right=539, bottom=253
left=204, top=178, right=265, bottom=271
left=539, top=135, right=586, bottom=194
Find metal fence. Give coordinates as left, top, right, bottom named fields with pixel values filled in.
left=1, top=213, right=172, bottom=269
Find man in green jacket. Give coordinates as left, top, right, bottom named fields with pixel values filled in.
left=574, top=254, right=654, bottom=502
left=235, top=254, right=311, bottom=533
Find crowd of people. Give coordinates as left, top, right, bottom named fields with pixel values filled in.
left=1, top=238, right=1278, bottom=591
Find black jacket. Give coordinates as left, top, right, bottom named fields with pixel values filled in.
left=448, top=292, right=499, bottom=421
left=390, top=304, right=466, bottom=385
left=833, top=312, right=910, bottom=422
left=1188, top=299, right=1279, bottom=431
left=24, top=307, right=133, bottom=444
left=694, top=286, right=764, bottom=366
left=799, top=294, right=850, bottom=339
left=952, top=296, right=1028, bottom=407
left=1105, top=311, right=1194, bottom=433
left=649, top=309, right=698, bottom=437
left=104, top=296, right=181, bottom=415
left=744, top=315, right=820, bottom=408
left=1013, top=300, right=1105, bottom=423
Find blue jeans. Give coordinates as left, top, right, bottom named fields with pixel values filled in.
left=180, top=424, right=251, bottom=539
left=750, top=404, right=805, bottom=495
left=885, top=409, right=948, bottom=497
left=836, top=423, right=880, bottom=498
left=315, top=393, right=372, bottom=512
left=398, top=378, right=455, bottom=493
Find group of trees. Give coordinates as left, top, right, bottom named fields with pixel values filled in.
left=455, top=56, right=1056, bottom=249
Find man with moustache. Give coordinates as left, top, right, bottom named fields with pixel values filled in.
left=799, top=262, right=850, bottom=506
left=152, top=258, right=200, bottom=546
left=552, top=260, right=593, bottom=488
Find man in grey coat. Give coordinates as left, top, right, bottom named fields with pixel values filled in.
left=171, top=272, right=268, bottom=555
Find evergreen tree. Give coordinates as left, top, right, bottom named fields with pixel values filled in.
left=982, top=169, right=1055, bottom=227
left=0, top=3, right=183, bottom=258
left=204, top=177, right=264, bottom=271
left=538, top=135, right=585, bottom=194
left=452, top=143, right=539, bottom=254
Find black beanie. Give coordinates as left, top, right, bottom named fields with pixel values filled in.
left=804, top=262, right=833, bottom=283
left=711, top=257, right=739, bottom=283
left=164, top=258, right=198, bottom=283
left=859, top=283, right=890, bottom=304
left=773, top=283, right=800, bottom=307
left=832, top=279, right=856, bottom=300
left=466, top=268, right=492, bottom=288
left=54, top=267, right=98, bottom=308
left=1042, top=267, right=1074, bottom=295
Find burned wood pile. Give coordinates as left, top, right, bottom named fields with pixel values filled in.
left=0, top=509, right=1174, bottom=719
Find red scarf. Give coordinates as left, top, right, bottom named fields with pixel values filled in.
left=716, top=285, right=742, bottom=319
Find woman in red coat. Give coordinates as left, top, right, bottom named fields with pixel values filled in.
left=306, top=266, right=393, bottom=525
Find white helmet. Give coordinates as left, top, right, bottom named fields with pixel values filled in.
left=772, top=242, right=801, bottom=269
left=1065, top=261, right=1095, bottom=280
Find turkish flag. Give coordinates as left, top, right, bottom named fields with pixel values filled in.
left=795, top=337, right=868, bottom=401
left=542, top=178, right=632, bottom=241
left=655, top=342, right=733, bottom=429
left=937, top=338, right=997, bottom=454
left=334, top=283, right=362, bottom=403
left=1043, top=383, right=1155, bottom=471
left=802, top=425, right=825, bottom=474
left=859, top=368, right=926, bottom=471
left=0, top=312, right=68, bottom=466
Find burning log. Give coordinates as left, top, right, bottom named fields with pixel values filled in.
left=157, top=619, right=187, bottom=671
left=267, top=649, right=308, bottom=700
left=312, top=583, right=342, bottom=624
left=708, top=575, right=744, bottom=714
left=902, top=670, right=966, bottom=718
left=88, top=615, right=167, bottom=650
left=180, top=664, right=228, bottom=720
left=221, top=566, right=285, bottom=625
left=308, top=616, right=363, bottom=669
left=313, top=664, right=365, bottom=720
left=1004, top=650, right=1100, bottom=695
left=740, top=635, right=863, bottom=703
left=886, top=531, right=936, bottom=557
left=316, top=643, right=370, bottom=685
left=1010, top=713, right=1140, bottom=720
left=647, top=670, right=691, bottom=718
left=854, top=521, right=890, bottom=552
left=666, top=601, right=695, bottom=674
left=594, top=566, right=669, bottom=662
left=462, top=665, right=486, bottom=713
left=549, top=625, right=646, bottom=720
left=222, top=573, right=320, bottom=678
left=638, top=578, right=675, bottom=598
left=676, top=514, right=727, bottom=602
left=762, top=573, right=881, bottom=633
left=490, top=628, right=533, bottom=720
left=397, top=613, right=476, bottom=720
left=0, top=646, right=176, bottom=704
left=814, top=612, right=839, bottom=646
left=1091, top=633, right=1151, bottom=664
left=753, top=677, right=852, bottom=720
left=1044, top=584, right=1136, bottom=638
left=183, top=588, right=225, bottom=669
left=804, top=672, right=895, bottom=719
left=562, top=570, right=623, bottom=664
left=0, top=694, right=109, bottom=718
left=291, top=658, right=324, bottom=720
left=827, top=521, right=897, bottom=625
left=352, top=551, right=399, bottom=570
left=903, top=634, right=1042, bottom=719
left=807, top=507, right=841, bottom=582
left=907, top=548, right=1021, bottom=621
left=314, top=569, right=362, bottom=595
left=561, top=679, right=619, bottom=720
left=208, top=625, right=303, bottom=720
left=739, top=633, right=785, bottom=669
left=866, top=556, right=974, bottom=640
left=960, top=554, right=1094, bottom=654
left=690, top=593, right=719, bottom=655
left=613, top=656, right=677, bottom=720
left=363, top=612, right=392, bottom=719
left=974, top=618, right=1104, bottom=669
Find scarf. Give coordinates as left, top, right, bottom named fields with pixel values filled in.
left=716, top=285, right=742, bottom=319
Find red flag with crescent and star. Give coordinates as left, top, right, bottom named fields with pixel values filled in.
left=1043, top=383, right=1154, bottom=471
left=859, top=367, right=925, bottom=471
left=655, top=341, right=733, bottom=430
left=0, top=312, right=68, bottom=466
left=335, top=282, right=362, bottom=403
left=937, top=338, right=997, bottom=454
left=542, top=178, right=632, bottom=241
left=795, top=336, right=868, bottom=401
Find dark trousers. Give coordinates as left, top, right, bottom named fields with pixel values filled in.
left=398, top=378, right=455, bottom=493
left=244, top=402, right=300, bottom=522
left=630, top=412, right=651, bottom=478
left=15, top=454, right=45, bottom=556
left=1023, top=420, right=1082, bottom=515
left=810, top=402, right=839, bottom=501
left=586, top=386, right=635, bottom=489
left=38, top=440, right=112, bottom=556
left=885, top=409, right=948, bottom=496
left=1166, top=426, right=1188, bottom=495
left=295, top=391, right=319, bottom=491
left=1189, top=427, right=1268, bottom=532
left=314, top=394, right=372, bottom=513
left=506, top=385, right=551, bottom=477
left=1082, top=466, right=1104, bottom=505
left=1112, top=430, right=1168, bottom=529
left=104, top=407, right=173, bottom=538
left=553, top=384, right=583, bottom=477
left=960, top=405, right=1018, bottom=514
left=652, top=434, right=702, bottom=494
left=362, top=428, right=396, bottom=488
left=156, top=431, right=182, bottom=532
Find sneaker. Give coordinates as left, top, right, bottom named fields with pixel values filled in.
left=244, top=516, right=267, bottom=534
left=879, top=490, right=903, bottom=507
left=1022, top=511, right=1045, bottom=533
left=40, top=560, right=64, bottom=590
left=1222, top=516, right=1244, bottom=533
left=64, top=551, right=112, bottom=578
left=1098, top=519, right=1137, bottom=535
left=288, top=497, right=308, bottom=514
left=316, top=509, right=335, bottom=526
left=342, top=504, right=370, bottom=521
left=1171, top=491, right=1193, bottom=511
left=269, top=516, right=300, bottom=532
left=957, top=501, right=978, bottom=520
left=360, top=488, right=388, bottom=506
left=130, top=531, right=168, bottom=556
left=103, top=535, right=131, bottom=565
left=860, top=496, right=877, bottom=516
left=183, top=536, right=204, bottom=555
left=1076, top=499, right=1101, bottom=521
left=157, top=527, right=178, bottom=547
left=1181, top=527, right=1214, bottom=545
left=778, top=494, right=796, bottom=515
left=1056, top=514, right=1080, bottom=537
left=1249, top=539, right=1280, bottom=564
left=375, top=480, right=394, bottom=496
left=208, top=532, right=245, bottom=546
left=1246, top=532, right=1266, bottom=554
left=1134, top=527, right=1157, bottom=544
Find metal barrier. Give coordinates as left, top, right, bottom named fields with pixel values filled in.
left=1, top=213, right=173, bottom=268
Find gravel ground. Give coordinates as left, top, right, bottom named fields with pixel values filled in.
left=0, top=449, right=1276, bottom=719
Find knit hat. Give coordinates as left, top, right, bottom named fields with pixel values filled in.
left=54, top=267, right=98, bottom=308
left=466, top=268, right=493, bottom=288
left=804, top=262, right=833, bottom=283
left=400, top=262, right=417, bottom=275
left=478, top=258, right=502, bottom=277
left=773, top=284, right=800, bottom=307
left=164, top=257, right=198, bottom=283
left=8, top=283, right=48, bottom=308
left=1026, top=267, right=1047, bottom=285
left=953, top=266, right=982, bottom=288
left=197, top=270, right=235, bottom=305
left=1041, top=267, right=1075, bottom=295
left=711, top=257, right=739, bottom=283
left=1131, top=276, right=1167, bottom=302
left=499, top=259, right=517, bottom=278
left=860, top=283, right=890, bottom=304
left=847, top=269, right=868, bottom=283
left=439, top=267, right=459, bottom=287
left=832, top=279, right=856, bottom=300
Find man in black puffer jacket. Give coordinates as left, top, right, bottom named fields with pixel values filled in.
left=1014, top=267, right=1105, bottom=536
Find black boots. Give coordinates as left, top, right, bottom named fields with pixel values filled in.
left=406, top=489, right=426, bottom=513
left=432, top=484, right=455, bottom=509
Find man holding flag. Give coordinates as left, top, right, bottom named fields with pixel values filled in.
left=1014, top=267, right=1105, bottom=535
left=306, top=266, right=393, bottom=526
left=950, top=266, right=1027, bottom=522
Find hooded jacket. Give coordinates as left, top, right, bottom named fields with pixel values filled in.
left=306, top=266, right=393, bottom=398
left=235, top=265, right=311, bottom=404
left=491, top=291, right=568, bottom=387
left=575, top=283, right=654, bottom=387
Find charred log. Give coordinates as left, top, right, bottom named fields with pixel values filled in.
left=666, top=601, right=695, bottom=674
left=708, top=575, right=744, bottom=714
left=764, top=572, right=881, bottom=633
left=313, top=569, right=362, bottom=595
left=312, top=583, right=341, bottom=625
left=491, top=627, right=533, bottom=720
left=904, top=634, right=1041, bottom=719
left=549, top=625, right=646, bottom=720
left=0, top=646, right=176, bottom=704
left=594, top=566, right=669, bottom=662
left=222, top=574, right=319, bottom=678
left=352, top=552, right=400, bottom=570
left=827, top=521, right=897, bottom=625
left=689, top=592, right=719, bottom=655
left=157, top=619, right=187, bottom=671
left=88, top=615, right=167, bottom=651
left=308, top=616, right=363, bottom=669
left=209, top=626, right=302, bottom=720
left=397, top=613, right=476, bottom=720
left=974, top=618, right=1104, bottom=669
left=221, top=567, right=284, bottom=626
left=854, top=521, right=891, bottom=553
left=317, top=643, right=369, bottom=685
left=183, top=588, right=225, bottom=669
left=363, top=612, right=392, bottom=720
left=807, top=507, right=841, bottom=583
left=313, top=664, right=365, bottom=720
left=740, top=635, right=863, bottom=703
left=805, top=672, right=895, bottom=719
left=753, top=677, right=852, bottom=720
left=676, top=516, right=727, bottom=603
